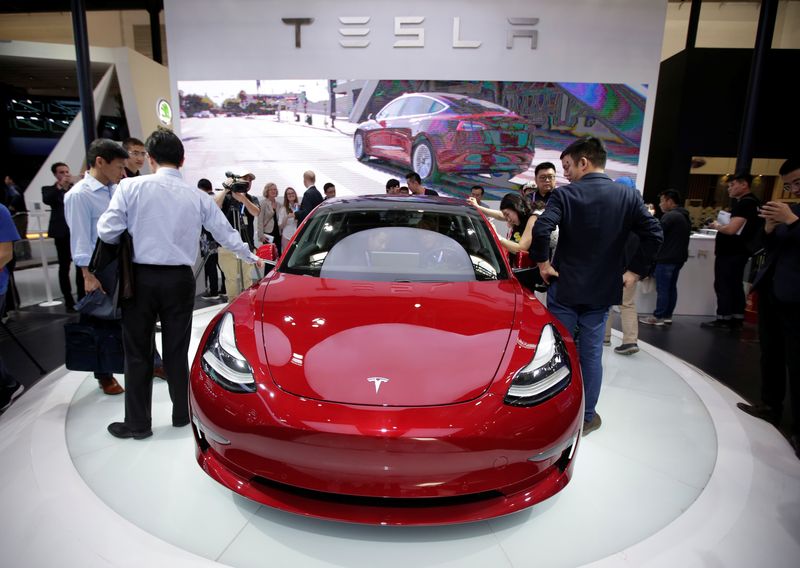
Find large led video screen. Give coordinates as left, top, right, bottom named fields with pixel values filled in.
left=178, top=79, right=646, bottom=201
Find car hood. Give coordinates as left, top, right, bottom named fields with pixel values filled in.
left=259, top=274, right=517, bottom=406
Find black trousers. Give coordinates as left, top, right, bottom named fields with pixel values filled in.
left=121, top=264, right=195, bottom=429
left=713, top=253, right=748, bottom=318
left=758, top=284, right=800, bottom=437
left=204, top=251, right=220, bottom=295
left=53, top=236, right=82, bottom=307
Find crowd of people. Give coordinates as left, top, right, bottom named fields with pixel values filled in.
left=0, top=133, right=797, bottom=458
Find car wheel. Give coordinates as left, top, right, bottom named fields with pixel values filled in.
left=412, top=140, right=438, bottom=181
left=354, top=132, right=367, bottom=162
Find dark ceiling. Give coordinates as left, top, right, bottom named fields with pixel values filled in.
left=0, top=1, right=163, bottom=13
left=0, top=56, right=111, bottom=97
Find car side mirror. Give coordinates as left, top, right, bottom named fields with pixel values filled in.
left=256, top=243, right=279, bottom=273
left=513, top=266, right=548, bottom=294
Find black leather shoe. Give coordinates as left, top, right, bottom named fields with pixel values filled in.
left=736, top=402, right=780, bottom=426
left=701, top=319, right=732, bottom=329
left=172, top=417, right=190, bottom=427
left=108, top=422, right=152, bottom=439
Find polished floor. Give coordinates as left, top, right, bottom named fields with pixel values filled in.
left=1, top=305, right=798, bottom=567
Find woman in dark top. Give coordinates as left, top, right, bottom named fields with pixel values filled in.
left=469, top=192, right=537, bottom=267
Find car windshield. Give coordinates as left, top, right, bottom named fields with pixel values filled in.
left=281, top=206, right=508, bottom=282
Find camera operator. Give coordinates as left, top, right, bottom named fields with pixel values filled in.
left=213, top=172, right=260, bottom=297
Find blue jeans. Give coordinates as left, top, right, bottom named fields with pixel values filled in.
left=653, top=263, right=683, bottom=319
left=546, top=281, right=609, bottom=422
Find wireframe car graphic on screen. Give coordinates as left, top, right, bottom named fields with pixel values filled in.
left=353, top=93, right=535, bottom=182
left=189, top=196, right=582, bottom=525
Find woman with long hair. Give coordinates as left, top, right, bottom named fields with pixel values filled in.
left=256, top=182, right=282, bottom=255
left=278, top=186, right=300, bottom=251
left=469, top=192, right=536, bottom=266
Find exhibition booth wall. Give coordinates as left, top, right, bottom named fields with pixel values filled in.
left=164, top=0, right=668, bottom=191
left=0, top=40, right=171, bottom=224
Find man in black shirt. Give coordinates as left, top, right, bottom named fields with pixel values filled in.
left=406, top=171, right=438, bottom=196
left=42, top=162, right=81, bottom=311
left=123, top=137, right=147, bottom=178
left=532, top=161, right=558, bottom=207
left=702, top=172, right=761, bottom=329
left=640, top=189, right=692, bottom=326
left=737, top=158, right=800, bottom=458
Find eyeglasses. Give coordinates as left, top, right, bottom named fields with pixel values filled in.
left=536, top=175, right=556, bottom=181
left=782, top=178, right=800, bottom=192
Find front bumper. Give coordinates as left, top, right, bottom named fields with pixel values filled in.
left=189, top=371, right=582, bottom=525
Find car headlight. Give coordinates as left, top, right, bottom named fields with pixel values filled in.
left=504, top=324, right=571, bottom=406
left=200, top=312, right=256, bottom=393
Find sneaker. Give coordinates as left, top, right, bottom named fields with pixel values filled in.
left=729, top=319, right=744, bottom=329
left=201, top=292, right=220, bottom=300
left=0, top=382, right=24, bottom=411
left=639, top=315, right=665, bottom=326
left=614, top=343, right=639, bottom=355
left=664, top=318, right=673, bottom=325
left=701, top=319, right=733, bottom=329
left=582, top=413, right=602, bottom=437
left=603, top=339, right=611, bottom=346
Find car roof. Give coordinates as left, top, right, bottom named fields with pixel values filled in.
left=398, top=92, right=468, bottom=102
left=315, top=195, right=471, bottom=214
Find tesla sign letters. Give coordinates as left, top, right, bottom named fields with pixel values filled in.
left=281, top=17, right=539, bottom=49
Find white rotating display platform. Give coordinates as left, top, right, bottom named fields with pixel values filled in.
left=0, top=305, right=798, bottom=568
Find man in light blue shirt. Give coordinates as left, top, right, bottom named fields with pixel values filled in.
left=98, top=129, right=262, bottom=440
left=63, top=138, right=129, bottom=396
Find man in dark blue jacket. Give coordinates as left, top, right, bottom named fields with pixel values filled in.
left=295, top=170, right=323, bottom=225
left=532, top=137, right=663, bottom=436
left=738, top=158, right=800, bottom=459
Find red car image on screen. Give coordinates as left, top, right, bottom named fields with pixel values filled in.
left=189, top=196, right=582, bottom=525
left=353, top=93, right=535, bottom=181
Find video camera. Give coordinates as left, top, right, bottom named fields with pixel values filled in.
left=222, top=171, right=254, bottom=193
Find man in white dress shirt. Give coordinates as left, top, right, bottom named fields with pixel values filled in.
left=98, top=129, right=263, bottom=439
left=63, top=138, right=129, bottom=395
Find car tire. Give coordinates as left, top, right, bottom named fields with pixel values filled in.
left=412, top=139, right=439, bottom=182
left=354, top=132, right=367, bottom=162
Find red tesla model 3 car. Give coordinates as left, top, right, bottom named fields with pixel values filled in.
left=189, top=196, right=583, bottom=525
left=353, top=93, right=535, bottom=182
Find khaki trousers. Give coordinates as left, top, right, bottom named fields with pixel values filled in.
left=217, top=248, right=253, bottom=299
left=604, top=281, right=638, bottom=345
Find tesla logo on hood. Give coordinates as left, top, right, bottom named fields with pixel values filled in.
left=367, top=377, right=390, bottom=393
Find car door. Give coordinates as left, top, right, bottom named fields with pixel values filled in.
left=368, top=98, right=407, bottom=161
